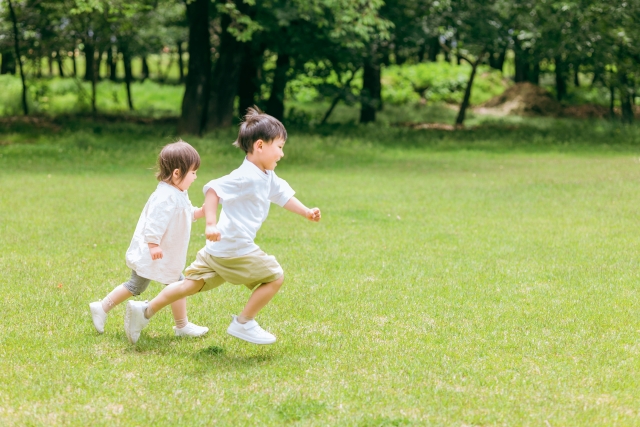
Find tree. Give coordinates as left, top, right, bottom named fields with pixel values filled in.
left=435, top=0, right=510, bottom=126
left=6, top=0, right=28, bottom=115
left=178, top=0, right=210, bottom=135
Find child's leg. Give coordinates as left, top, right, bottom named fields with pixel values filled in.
left=90, top=271, right=148, bottom=334
left=146, top=279, right=205, bottom=319
left=102, top=285, right=134, bottom=313
left=101, top=271, right=149, bottom=312
left=169, top=297, right=209, bottom=337
left=226, top=276, right=284, bottom=345
left=239, top=275, right=284, bottom=321
left=170, top=298, right=188, bottom=327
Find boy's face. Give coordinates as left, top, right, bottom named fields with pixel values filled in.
left=255, top=137, right=285, bottom=171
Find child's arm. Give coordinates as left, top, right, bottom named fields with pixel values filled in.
left=283, top=197, right=321, bottom=222
left=193, top=204, right=205, bottom=220
left=148, top=243, right=163, bottom=260
left=204, top=189, right=222, bottom=241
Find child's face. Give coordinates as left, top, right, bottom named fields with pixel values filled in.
left=257, top=137, right=285, bottom=171
left=172, top=167, right=198, bottom=191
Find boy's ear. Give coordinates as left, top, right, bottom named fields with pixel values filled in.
left=254, top=139, right=264, bottom=150
left=172, top=168, right=181, bottom=179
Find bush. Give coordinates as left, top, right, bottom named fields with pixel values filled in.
left=382, top=62, right=507, bottom=105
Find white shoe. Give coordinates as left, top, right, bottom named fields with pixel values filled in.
left=174, top=322, right=209, bottom=337
left=89, top=301, right=107, bottom=334
left=226, top=315, right=276, bottom=344
left=124, top=300, right=150, bottom=344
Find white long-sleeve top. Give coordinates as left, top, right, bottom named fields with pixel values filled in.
left=126, top=182, right=197, bottom=284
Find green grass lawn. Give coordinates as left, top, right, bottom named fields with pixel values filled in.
left=1, top=117, right=640, bottom=426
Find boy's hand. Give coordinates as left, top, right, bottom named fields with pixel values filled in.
left=206, top=225, right=221, bottom=242
left=149, top=244, right=163, bottom=260
left=305, top=207, right=321, bottom=222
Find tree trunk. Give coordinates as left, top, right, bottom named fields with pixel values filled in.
left=91, top=57, right=97, bottom=115
left=48, top=53, right=54, bottom=76
left=418, top=43, right=427, bottom=62
left=573, top=65, right=580, bottom=87
left=206, top=13, right=244, bottom=130
left=7, top=0, right=28, bottom=115
left=265, top=53, right=289, bottom=121
left=72, top=52, right=77, bottom=77
left=488, top=48, right=506, bottom=72
left=95, top=49, right=103, bottom=80
left=83, top=42, right=95, bottom=81
left=108, top=46, right=117, bottom=81
left=141, top=57, right=149, bottom=81
left=528, top=62, right=540, bottom=85
left=237, top=42, right=263, bottom=118
left=456, top=52, right=485, bottom=126
left=122, top=47, right=134, bottom=111
left=177, top=41, right=185, bottom=83
left=619, top=72, right=634, bottom=124
left=554, top=56, right=567, bottom=101
left=514, top=46, right=529, bottom=83
left=428, top=37, right=440, bottom=62
left=443, top=40, right=451, bottom=62
left=178, top=0, right=211, bottom=135
left=56, top=52, right=64, bottom=77
left=609, top=82, right=615, bottom=119
left=360, top=53, right=381, bottom=123
left=321, top=69, right=358, bottom=125
left=1, top=50, right=17, bottom=74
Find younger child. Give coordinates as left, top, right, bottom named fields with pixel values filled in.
left=124, top=107, right=321, bottom=344
left=90, top=140, right=208, bottom=338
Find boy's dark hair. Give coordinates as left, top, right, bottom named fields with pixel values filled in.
left=233, top=106, right=287, bottom=153
left=156, top=140, right=200, bottom=183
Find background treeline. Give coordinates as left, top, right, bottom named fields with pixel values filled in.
left=1, top=0, right=639, bottom=133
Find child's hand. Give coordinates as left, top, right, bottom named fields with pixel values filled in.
left=305, top=207, right=321, bottom=222
left=149, top=244, right=163, bottom=260
left=206, top=225, right=221, bottom=242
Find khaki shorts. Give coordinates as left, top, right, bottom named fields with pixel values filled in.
left=184, top=248, right=283, bottom=292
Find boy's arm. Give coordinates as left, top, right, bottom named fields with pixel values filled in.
left=204, top=188, right=221, bottom=241
left=283, top=197, right=321, bottom=222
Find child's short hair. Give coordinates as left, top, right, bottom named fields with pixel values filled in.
left=233, top=106, right=287, bottom=153
left=156, top=140, right=200, bottom=183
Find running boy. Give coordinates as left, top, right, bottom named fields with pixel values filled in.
left=90, top=141, right=208, bottom=338
left=124, top=107, right=321, bottom=345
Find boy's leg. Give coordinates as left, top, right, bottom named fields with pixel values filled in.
left=239, top=275, right=284, bottom=321
left=124, top=278, right=204, bottom=344
left=148, top=279, right=205, bottom=318
left=227, top=275, right=284, bottom=345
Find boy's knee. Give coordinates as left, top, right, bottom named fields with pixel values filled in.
left=271, top=274, right=284, bottom=289
left=177, top=279, right=204, bottom=295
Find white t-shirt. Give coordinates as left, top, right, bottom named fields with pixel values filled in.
left=126, top=182, right=198, bottom=284
left=203, top=158, right=295, bottom=257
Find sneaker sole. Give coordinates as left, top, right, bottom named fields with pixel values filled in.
left=124, top=302, right=135, bottom=344
left=174, top=327, right=209, bottom=337
left=226, top=327, right=276, bottom=345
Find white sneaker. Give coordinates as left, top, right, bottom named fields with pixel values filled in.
left=89, top=301, right=107, bottom=334
left=124, top=300, right=150, bottom=344
left=174, top=322, right=209, bottom=337
left=226, top=315, right=276, bottom=344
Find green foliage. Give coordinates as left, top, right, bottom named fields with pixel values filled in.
left=0, top=75, right=183, bottom=117
left=382, top=62, right=506, bottom=106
